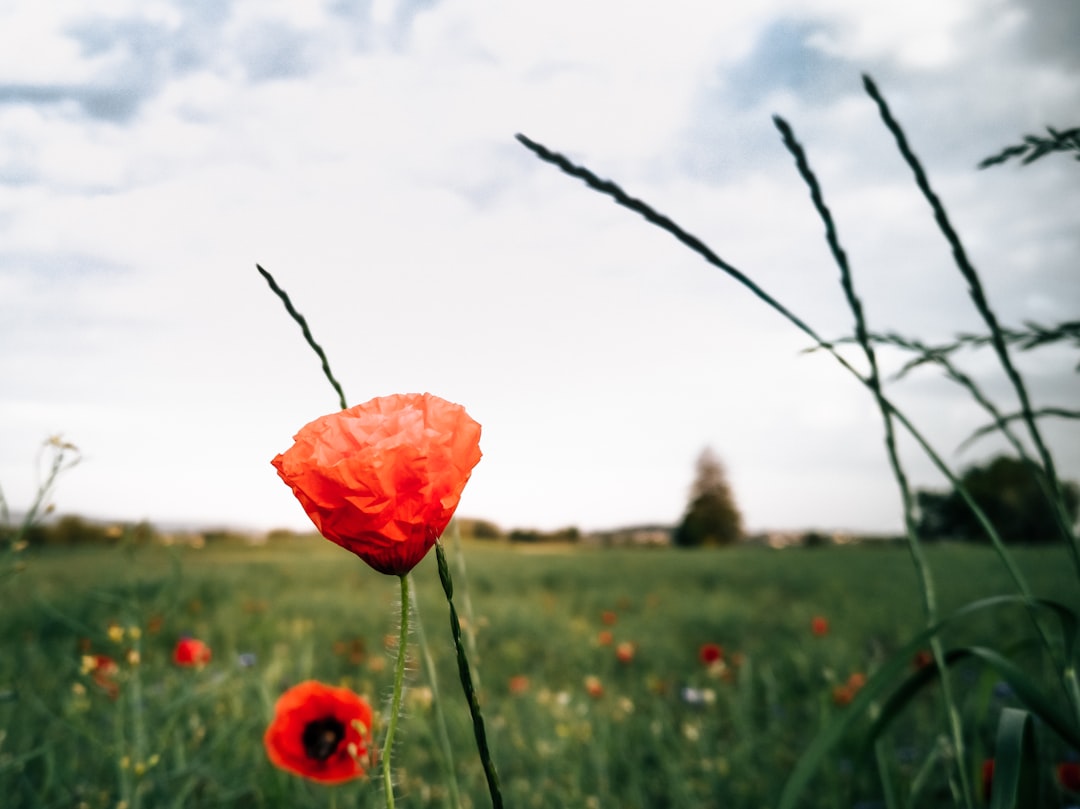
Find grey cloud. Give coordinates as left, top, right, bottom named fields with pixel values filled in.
left=675, top=18, right=863, bottom=184
left=236, top=21, right=323, bottom=82
left=1012, top=0, right=1080, bottom=71
left=722, top=19, right=855, bottom=110
left=327, top=0, right=442, bottom=51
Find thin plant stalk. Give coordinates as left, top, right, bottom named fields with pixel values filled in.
left=435, top=541, right=504, bottom=809
left=514, top=133, right=1034, bottom=601
left=409, top=576, right=463, bottom=809
left=775, top=114, right=974, bottom=807
left=863, top=75, right=1080, bottom=573
left=381, top=574, right=411, bottom=809
left=256, top=264, right=348, bottom=412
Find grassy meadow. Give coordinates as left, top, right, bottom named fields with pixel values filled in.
left=2, top=535, right=1079, bottom=808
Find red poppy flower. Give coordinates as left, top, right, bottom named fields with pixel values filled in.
left=597, top=630, right=614, bottom=646
left=264, top=681, right=374, bottom=784
left=272, top=393, right=482, bottom=576
left=811, top=616, right=829, bottom=636
left=173, top=638, right=212, bottom=666
left=616, top=641, right=636, bottom=664
left=699, top=643, right=724, bottom=665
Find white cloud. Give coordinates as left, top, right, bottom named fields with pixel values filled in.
left=1, top=0, right=1077, bottom=536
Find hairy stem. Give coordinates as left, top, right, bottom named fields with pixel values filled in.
left=381, top=574, right=411, bottom=809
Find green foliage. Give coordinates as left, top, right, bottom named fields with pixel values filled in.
left=916, top=455, right=1080, bottom=543
left=979, top=126, right=1080, bottom=169
left=507, top=526, right=580, bottom=543
left=455, top=518, right=503, bottom=540
left=2, top=541, right=1078, bottom=809
left=674, top=448, right=743, bottom=547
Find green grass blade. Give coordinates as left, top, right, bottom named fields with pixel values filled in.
left=863, top=74, right=1080, bottom=571
left=255, top=263, right=348, bottom=411
left=988, top=708, right=1040, bottom=809
left=777, top=595, right=1077, bottom=809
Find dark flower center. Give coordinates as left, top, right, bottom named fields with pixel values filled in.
left=302, top=716, right=346, bottom=761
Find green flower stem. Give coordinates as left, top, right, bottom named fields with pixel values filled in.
left=409, top=578, right=463, bottom=809
left=435, top=541, right=503, bottom=809
left=381, top=574, right=411, bottom=809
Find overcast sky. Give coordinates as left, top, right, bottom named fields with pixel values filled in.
left=2, top=0, right=1078, bottom=537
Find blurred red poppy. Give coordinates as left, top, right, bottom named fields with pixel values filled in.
left=699, top=643, right=723, bottom=665
left=1059, top=761, right=1080, bottom=792
left=616, top=641, right=636, bottom=664
left=173, top=638, right=212, bottom=667
left=508, top=675, right=530, bottom=695
left=81, top=654, right=120, bottom=699
left=912, top=650, right=933, bottom=669
left=264, top=681, right=374, bottom=784
left=272, top=393, right=482, bottom=576
left=811, top=616, right=829, bottom=636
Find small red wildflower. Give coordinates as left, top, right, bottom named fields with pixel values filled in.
left=832, top=672, right=867, bottom=706
left=81, top=654, right=120, bottom=699
left=982, top=759, right=994, bottom=801
left=832, top=684, right=855, bottom=706
left=584, top=675, right=604, bottom=699
left=600, top=610, right=618, bottom=626
left=272, top=393, right=482, bottom=576
left=264, top=681, right=374, bottom=784
left=811, top=616, right=829, bottom=636
left=508, top=675, right=530, bottom=695
left=912, top=650, right=934, bottom=669
left=699, top=643, right=724, bottom=665
left=597, top=630, right=614, bottom=646
left=615, top=642, right=636, bottom=664
left=1058, top=761, right=1080, bottom=792
left=173, top=637, right=212, bottom=667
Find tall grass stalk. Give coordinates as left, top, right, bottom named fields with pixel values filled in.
left=862, top=75, right=1080, bottom=577
left=773, top=113, right=974, bottom=807
left=511, top=134, right=1032, bottom=602
left=517, top=73, right=1080, bottom=806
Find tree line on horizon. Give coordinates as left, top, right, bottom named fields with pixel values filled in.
left=4, top=450, right=1075, bottom=549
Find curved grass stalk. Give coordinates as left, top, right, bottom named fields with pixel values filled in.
left=435, top=541, right=503, bottom=809
left=256, top=264, right=348, bottom=412
left=513, top=132, right=1034, bottom=603
left=862, top=75, right=1080, bottom=573
left=774, top=113, right=973, bottom=807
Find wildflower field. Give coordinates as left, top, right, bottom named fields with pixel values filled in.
left=2, top=536, right=1078, bottom=809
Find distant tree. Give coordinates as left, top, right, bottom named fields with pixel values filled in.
left=456, top=518, right=503, bottom=540
left=674, top=448, right=743, bottom=547
left=915, top=455, right=1079, bottom=543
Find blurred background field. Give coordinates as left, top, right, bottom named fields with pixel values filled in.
left=3, top=535, right=1077, bottom=808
